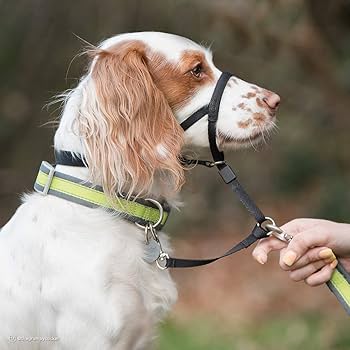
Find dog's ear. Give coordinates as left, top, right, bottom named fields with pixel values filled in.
left=79, top=40, right=185, bottom=198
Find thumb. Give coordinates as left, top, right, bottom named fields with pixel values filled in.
left=282, top=226, right=329, bottom=266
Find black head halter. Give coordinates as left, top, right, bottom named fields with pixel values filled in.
left=55, top=71, right=270, bottom=269
left=180, top=71, right=232, bottom=165
left=52, top=72, right=350, bottom=314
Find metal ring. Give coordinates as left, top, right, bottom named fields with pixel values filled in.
left=135, top=198, right=164, bottom=230
left=156, top=252, right=169, bottom=270
left=257, top=216, right=276, bottom=232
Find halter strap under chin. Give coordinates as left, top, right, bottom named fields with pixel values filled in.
left=180, top=72, right=233, bottom=164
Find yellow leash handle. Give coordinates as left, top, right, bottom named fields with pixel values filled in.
left=267, top=223, right=350, bottom=315
left=327, top=262, right=350, bottom=315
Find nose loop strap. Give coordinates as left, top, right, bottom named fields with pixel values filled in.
left=207, top=72, right=233, bottom=163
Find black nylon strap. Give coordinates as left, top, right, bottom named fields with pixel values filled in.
left=230, top=177, right=266, bottom=224
left=208, top=72, right=233, bottom=162
left=55, top=151, right=87, bottom=167
left=180, top=105, right=209, bottom=131
left=168, top=71, right=269, bottom=269
left=166, top=225, right=267, bottom=268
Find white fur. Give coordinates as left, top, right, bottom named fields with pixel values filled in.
left=0, top=32, right=277, bottom=349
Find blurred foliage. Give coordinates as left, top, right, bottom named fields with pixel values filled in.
left=1, top=0, right=350, bottom=229
left=158, top=314, right=350, bottom=350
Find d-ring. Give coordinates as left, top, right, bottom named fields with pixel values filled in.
left=135, top=198, right=164, bottom=230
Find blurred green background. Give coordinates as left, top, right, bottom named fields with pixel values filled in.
left=1, top=0, right=349, bottom=348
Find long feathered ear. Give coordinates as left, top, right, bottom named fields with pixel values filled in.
left=78, top=40, right=185, bottom=198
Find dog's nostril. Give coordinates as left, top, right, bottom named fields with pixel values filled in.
left=263, top=93, right=281, bottom=110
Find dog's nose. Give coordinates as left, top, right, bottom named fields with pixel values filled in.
left=262, top=93, right=280, bottom=110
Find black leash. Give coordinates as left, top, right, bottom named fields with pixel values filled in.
left=52, top=72, right=350, bottom=314
left=165, top=72, right=270, bottom=268
left=55, top=72, right=273, bottom=270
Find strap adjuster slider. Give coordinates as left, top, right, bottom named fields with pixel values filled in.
left=41, top=162, right=55, bottom=195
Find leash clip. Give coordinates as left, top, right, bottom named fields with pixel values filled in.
left=266, top=224, right=293, bottom=243
left=259, top=217, right=293, bottom=243
left=143, top=223, right=169, bottom=270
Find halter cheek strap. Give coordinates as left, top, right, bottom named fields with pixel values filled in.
left=180, top=72, right=232, bottom=163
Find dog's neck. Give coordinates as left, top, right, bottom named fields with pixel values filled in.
left=53, top=80, right=181, bottom=203
left=54, top=82, right=86, bottom=156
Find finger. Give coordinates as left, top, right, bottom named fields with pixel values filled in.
left=279, top=218, right=328, bottom=236
left=281, top=227, right=330, bottom=267
left=279, top=247, right=336, bottom=271
left=252, top=237, right=286, bottom=264
left=289, top=260, right=327, bottom=282
left=305, top=260, right=338, bottom=287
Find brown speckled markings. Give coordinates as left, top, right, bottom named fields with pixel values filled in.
left=237, top=102, right=246, bottom=109
left=242, top=92, right=256, bottom=99
left=255, top=97, right=265, bottom=108
left=253, top=112, right=266, bottom=123
left=238, top=119, right=253, bottom=129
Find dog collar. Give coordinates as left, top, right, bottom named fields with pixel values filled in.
left=34, top=161, right=170, bottom=229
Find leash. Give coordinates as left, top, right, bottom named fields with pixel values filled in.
left=165, top=72, right=271, bottom=268
left=47, top=71, right=350, bottom=314
left=171, top=71, right=350, bottom=315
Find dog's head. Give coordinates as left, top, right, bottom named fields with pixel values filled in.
left=55, top=32, right=280, bottom=197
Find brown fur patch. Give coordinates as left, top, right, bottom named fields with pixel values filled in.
left=85, top=40, right=185, bottom=197
left=148, top=49, right=214, bottom=111
left=253, top=112, right=266, bottom=123
left=256, top=97, right=265, bottom=108
left=238, top=119, right=252, bottom=129
left=242, top=92, right=256, bottom=99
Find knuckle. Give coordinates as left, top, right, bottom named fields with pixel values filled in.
left=289, top=271, right=301, bottom=282
left=324, top=269, right=333, bottom=281
left=305, top=278, right=318, bottom=287
left=279, top=257, right=291, bottom=271
left=280, top=263, right=290, bottom=271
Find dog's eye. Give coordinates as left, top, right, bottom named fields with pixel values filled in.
left=190, top=64, right=203, bottom=78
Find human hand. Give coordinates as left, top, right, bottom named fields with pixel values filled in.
left=252, top=218, right=350, bottom=286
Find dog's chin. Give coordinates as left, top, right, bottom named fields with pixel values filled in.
left=218, top=130, right=265, bottom=150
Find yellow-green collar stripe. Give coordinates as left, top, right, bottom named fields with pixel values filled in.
left=34, top=162, right=169, bottom=228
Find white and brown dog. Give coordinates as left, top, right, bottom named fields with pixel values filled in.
left=0, top=32, right=280, bottom=349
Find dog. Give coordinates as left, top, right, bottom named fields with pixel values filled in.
left=0, top=32, right=280, bottom=349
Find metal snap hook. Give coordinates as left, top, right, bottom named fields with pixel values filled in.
left=156, top=252, right=169, bottom=270
left=257, top=216, right=276, bottom=231
left=259, top=217, right=293, bottom=243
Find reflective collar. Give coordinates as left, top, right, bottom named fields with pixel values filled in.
left=33, top=161, right=170, bottom=229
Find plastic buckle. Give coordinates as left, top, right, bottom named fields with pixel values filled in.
left=41, top=162, right=55, bottom=195
left=218, top=164, right=237, bottom=184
